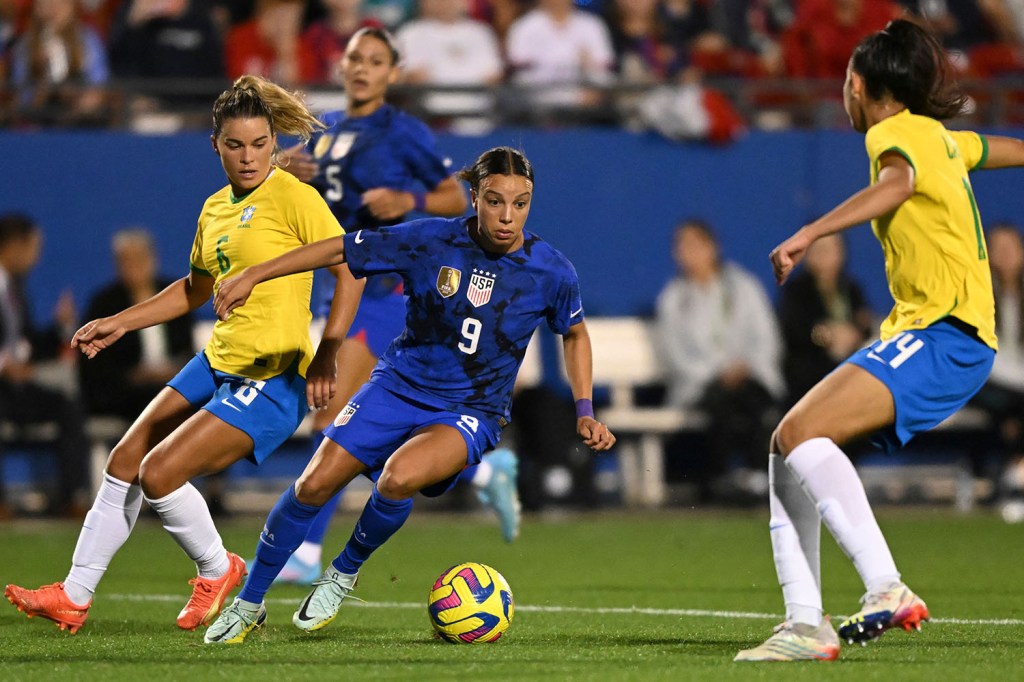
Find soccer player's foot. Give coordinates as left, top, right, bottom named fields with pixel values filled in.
left=734, top=617, right=841, bottom=662
left=4, top=582, right=91, bottom=634
left=476, top=448, right=521, bottom=542
left=245, top=552, right=321, bottom=587
left=292, top=565, right=357, bottom=632
left=204, top=598, right=268, bottom=644
left=838, top=581, right=929, bottom=645
left=177, top=551, right=247, bottom=631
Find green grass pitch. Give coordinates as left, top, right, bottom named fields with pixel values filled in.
left=1, top=509, right=1022, bottom=680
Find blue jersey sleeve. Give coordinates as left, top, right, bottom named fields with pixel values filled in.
left=396, top=114, right=452, bottom=191
left=343, top=222, right=423, bottom=279
left=546, top=258, right=584, bottom=335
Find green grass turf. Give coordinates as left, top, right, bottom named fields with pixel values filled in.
left=1, top=508, right=1022, bottom=681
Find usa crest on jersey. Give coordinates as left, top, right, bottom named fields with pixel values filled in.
left=334, top=402, right=358, bottom=426
left=437, top=266, right=461, bottom=298
left=330, top=133, right=356, bottom=160
left=467, top=270, right=496, bottom=308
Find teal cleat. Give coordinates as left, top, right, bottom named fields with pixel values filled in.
left=204, top=598, right=267, bottom=644
left=292, top=566, right=358, bottom=633
left=476, top=448, right=521, bottom=542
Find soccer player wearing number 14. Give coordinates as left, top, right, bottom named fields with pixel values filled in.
left=736, top=20, right=1024, bottom=662
left=204, top=147, right=616, bottom=644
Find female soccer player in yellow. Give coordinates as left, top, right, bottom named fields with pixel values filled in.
left=4, top=75, right=360, bottom=635
left=735, top=20, right=1024, bottom=662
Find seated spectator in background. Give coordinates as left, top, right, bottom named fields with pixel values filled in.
left=655, top=219, right=784, bottom=501
left=782, top=0, right=900, bottom=79
left=363, top=0, right=415, bottom=30
left=777, top=232, right=873, bottom=406
left=901, top=0, right=1024, bottom=77
left=395, top=0, right=503, bottom=131
left=971, top=223, right=1024, bottom=518
left=78, top=229, right=194, bottom=422
left=0, top=213, right=88, bottom=518
left=707, top=0, right=792, bottom=77
left=107, top=0, right=224, bottom=84
left=302, top=0, right=382, bottom=85
left=604, top=0, right=675, bottom=83
left=8, top=0, right=111, bottom=127
left=505, top=0, right=615, bottom=113
left=225, top=0, right=315, bottom=85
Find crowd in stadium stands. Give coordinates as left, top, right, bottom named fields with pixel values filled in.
left=2, top=0, right=1024, bottom=132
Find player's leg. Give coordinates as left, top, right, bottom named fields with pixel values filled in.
left=278, top=336, right=378, bottom=585
left=465, top=447, right=521, bottom=542
left=3, top=386, right=194, bottom=633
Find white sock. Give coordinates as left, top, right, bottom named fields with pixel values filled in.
left=145, top=483, right=229, bottom=579
left=293, top=541, right=323, bottom=566
left=468, top=460, right=493, bottom=488
left=769, top=454, right=823, bottom=627
left=786, top=438, right=901, bottom=593
left=236, top=597, right=262, bottom=612
left=64, top=473, right=143, bottom=605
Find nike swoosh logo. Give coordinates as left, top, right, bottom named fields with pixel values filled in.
left=221, top=398, right=243, bottom=412
left=571, top=307, right=583, bottom=318
left=295, top=596, right=316, bottom=623
left=354, top=230, right=364, bottom=244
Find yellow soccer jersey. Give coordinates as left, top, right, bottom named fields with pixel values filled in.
left=865, top=109, right=996, bottom=349
left=190, top=169, right=344, bottom=380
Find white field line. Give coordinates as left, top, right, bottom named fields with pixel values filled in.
left=105, top=594, right=1024, bottom=626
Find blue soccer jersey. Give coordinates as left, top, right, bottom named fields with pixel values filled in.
left=343, top=217, right=584, bottom=422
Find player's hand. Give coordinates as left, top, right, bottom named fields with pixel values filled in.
left=769, top=228, right=813, bottom=285
left=213, top=271, right=256, bottom=320
left=279, top=143, right=318, bottom=182
left=72, top=316, right=126, bottom=359
left=305, top=341, right=339, bottom=411
left=362, top=187, right=414, bottom=220
left=577, top=417, right=616, bottom=451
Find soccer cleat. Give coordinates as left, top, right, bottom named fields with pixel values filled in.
left=246, top=552, right=321, bottom=587
left=292, top=566, right=358, bottom=632
left=4, top=582, right=91, bottom=634
left=176, top=551, right=247, bottom=631
left=476, top=448, right=522, bottom=543
left=838, top=582, right=929, bottom=645
left=204, top=598, right=268, bottom=644
left=734, top=617, right=841, bottom=662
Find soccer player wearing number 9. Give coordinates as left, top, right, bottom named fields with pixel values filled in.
left=204, top=147, right=617, bottom=644
left=736, top=20, right=1024, bottom=663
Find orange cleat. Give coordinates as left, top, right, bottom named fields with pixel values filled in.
left=4, top=582, right=91, bottom=634
left=176, top=551, right=247, bottom=631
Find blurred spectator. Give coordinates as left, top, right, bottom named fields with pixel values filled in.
left=971, top=223, right=1024, bottom=516
left=0, top=213, right=88, bottom=518
left=302, top=0, right=382, bottom=85
left=363, top=0, right=415, bottom=29
left=708, top=0, right=792, bottom=77
left=782, top=0, right=901, bottom=79
left=505, top=0, right=615, bottom=114
left=8, top=0, right=112, bottom=127
left=603, top=0, right=676, bottom=83
left=107, top=0, right=224, bottom=82
left=655, top=219, right=784, bottom=501
left=777, top=232, right=873, bottom=406
left=902, top=0, right=1024, bottom=77
left=224, top=0, right=316, bottom=85
left=78, top=229, right=193, bottom=422
left=395, top=0, right=502, bottom=130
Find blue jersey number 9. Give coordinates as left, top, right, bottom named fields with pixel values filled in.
left=459, top=318, right=481, bottom=354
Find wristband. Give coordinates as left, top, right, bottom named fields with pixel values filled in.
left=575, top=398, right=594, bottom=419
left=412, top=192, right=427, bottom=212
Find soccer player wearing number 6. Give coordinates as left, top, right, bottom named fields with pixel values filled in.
left=4, top=75, right=361, bottom=635
left=735, top=20, right=1024, bottom=662
left=204, top=147, right=616, bottom=644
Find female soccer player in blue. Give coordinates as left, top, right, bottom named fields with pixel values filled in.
left=735, top=20, right=1024, bottom=662
left=4, top=75, right=361, bottom=635
left=273, top=28, right=520, bottom=586
left=204, top=146, right=616, bottom=644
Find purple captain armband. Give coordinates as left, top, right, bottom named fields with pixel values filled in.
left=575, top=398, right=594, bottom=420
left=412, top=192, right=427, bottom=212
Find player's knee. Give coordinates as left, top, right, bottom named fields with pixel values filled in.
left=294, top=476, right=336, bottom=507
left=138, top=456, right=175, bottom=499
left=774, top=415, right=815, bottom=457
left=375, top=469, right=417, bottom=499
left=106, top=439, right=146, bottom=483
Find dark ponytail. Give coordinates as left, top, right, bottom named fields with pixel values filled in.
left=851, top=19, right=966, bottom=120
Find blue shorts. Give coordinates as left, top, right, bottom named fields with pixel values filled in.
left=322, top=381, right=502, bottom=496
left=347, top=292, right=407, bottom=358
left=168, top=352, right=308, bottom=464
left=845, top=320, right=994, bottom=453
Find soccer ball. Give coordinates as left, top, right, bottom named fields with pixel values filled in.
left=427, top=562, right=514, bottom=644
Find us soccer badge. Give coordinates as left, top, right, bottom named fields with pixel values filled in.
left=437, top=266, right=462, bottom=298
left=467, top=269, right=496, bottom=308
left=334, top=402, right=358, bottom=426
left=330, top=132, right=356, bottom=160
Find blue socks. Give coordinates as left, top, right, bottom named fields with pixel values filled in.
left=304, top=432, right=343, bottom=545
left=333, top=486, right=413, bottom=575
left=239, top=485, right=321, bottom=603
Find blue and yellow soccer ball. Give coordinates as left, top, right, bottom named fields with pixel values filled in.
left=427, top=562, right=514, bottom=644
